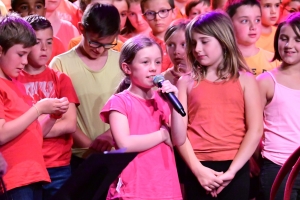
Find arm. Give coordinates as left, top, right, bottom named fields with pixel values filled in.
left=0, top=98, right=68, bottom=145
left=217, top=72, right=264, bottom=193
left=44, top=103, right=77, bottom=138
left=72, top=126, right=92, bottom=148
left=109, top=111, right=170, bottom=152
left=89, top=128, right=114, bottom=152
left=170, top=75, right=191, bottom=146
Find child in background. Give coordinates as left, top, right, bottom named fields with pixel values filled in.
left=16, top=15, right=79, bottom=199
left=55, top=0, right=81, bottom=28
left=174, top=0, right=188, bottom=18
left=100, top=35, right=182, bottom=200
left=120, top=0, right=151, bottom=41
left=68, top=0, right=124, bottom=51
left=226, top=0, right=280, bottom=76
left=256, top=0, right=280, bottom=52
left=141, top=0, right=176, bottom=72
left=163, top=19, right=190, bottom=85
left=278, top=0, right=300, bottom=23
left=0, top=14, right=69, bottom=200
left=114, top=0, right=129, bottom=30
left=257, top=12, right=300, bottom=200
left=185, top=0, right=210, bottom=19
left=11, top=0, right=66, bottom=63
left=172, top=11, right=263, bottom=200
left=50, top=3, right=123, bottom=171
left=45, top=0, right=79, bottom=50
left=211, top=0, right=227, bottom=10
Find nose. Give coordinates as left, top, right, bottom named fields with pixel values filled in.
left=137, top=14, right=143, bottom=22
left=270, top=5, right=276, bottom=14
left=194, top=42, right=202, bottom=53
left=28, top=6, right=36, bottom=15
left=21, top=55, right=28, bottom=65
left=41, top=42, right=47, bottom=51
left=249, top=21, right=257, bottom=30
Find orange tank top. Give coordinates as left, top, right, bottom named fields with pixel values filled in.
left=187, top=78, right=246, bottom=161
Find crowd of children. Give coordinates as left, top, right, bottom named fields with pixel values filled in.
left=0, top=0, right=299, bottom=199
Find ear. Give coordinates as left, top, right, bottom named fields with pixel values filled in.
left=121, top=62, right=131, bottom=75
left=78, top=22, right=85, bottom=34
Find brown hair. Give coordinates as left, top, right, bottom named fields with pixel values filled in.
left=185, top=11, right=250, bottom=82
left=0, top=13, right=36, bottom=54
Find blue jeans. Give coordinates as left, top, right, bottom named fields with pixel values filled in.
left=42, top=165, right=71, bottom=200
left=0, top=183, right=42, bottom=200
left=259, top=159, right=300, bottom=200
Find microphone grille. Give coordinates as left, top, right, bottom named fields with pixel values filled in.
left=153, top=75, right=165, bottom=85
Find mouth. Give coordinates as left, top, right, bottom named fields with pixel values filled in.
left=248, top=34, right=257, bottom=38
left=147, top=75, right=156, bottom=79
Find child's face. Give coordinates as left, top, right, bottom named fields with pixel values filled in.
left=278, top=24, right=300, bottom=65
left=113, top=0, right=128, bottom=29
left=260, top=0, right=280, bottom=26
left=279, top=1, right=300, bottom=23
left=191, top=31, right=224, bottom=69
left=45, top=0, right=61, bottom=12
left=125, top=45, right=162, bottom=88
left=14, top=0, right=45, bottom=17
left=188, top=2, right=210, bottom=19
left=28, top=28, right=53, bottom=68
left=231, top=5, right=262, bottom=46
left=166, top=29, right=187, bottom=68
left=127, top=2, right=150, bottom=32
left=82, top=30, right=117, bottom=59
left=0, top=44, right=32, bottom=79
left=142, top=0, right=176, bottom=35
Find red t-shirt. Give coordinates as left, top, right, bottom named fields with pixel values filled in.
left=0, top=78, right=50, bottom=191
left=16, top=67, right=79, bottom=168
left=149, top=32, right=172, bottom=72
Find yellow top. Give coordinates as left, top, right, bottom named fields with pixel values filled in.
left=256, top=26, right=277, bottom=53
left=50, top=48, right=124, bottom=157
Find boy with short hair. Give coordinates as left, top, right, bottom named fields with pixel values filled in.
left=0, top=14, right=68, bottom=200
left=256, top=0, right=280, bottom=52
left=226, top=0, right=280, bottom=76
left=11, top=0, right=66, bottom=63
left=141, top=0, right=176, bottom=72
left=16, top=15, right=79, bottom=199
left=50, top=3, right=124, bottom=171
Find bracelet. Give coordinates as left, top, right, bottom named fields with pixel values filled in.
left=50, top=114, right=62, bottom=120
left=32, top=104, right=40, bottom=117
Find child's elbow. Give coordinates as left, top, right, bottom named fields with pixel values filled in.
left=173, top=137, right=186, bottom=147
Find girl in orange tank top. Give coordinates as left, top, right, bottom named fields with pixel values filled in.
left=171, top=11, right=263, bottom=200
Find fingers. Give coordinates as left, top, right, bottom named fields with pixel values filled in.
left=217, top=185, right=225, bottom=194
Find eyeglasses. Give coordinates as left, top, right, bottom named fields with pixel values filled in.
left=143, top=8, right=173, bottom=21
left=85, top=34, right=118, bottom=49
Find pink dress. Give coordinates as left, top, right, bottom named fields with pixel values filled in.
left=100, top=90, right=182, bottom=200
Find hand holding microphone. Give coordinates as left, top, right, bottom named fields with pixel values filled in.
left=153, top=75, right=186, bottom=117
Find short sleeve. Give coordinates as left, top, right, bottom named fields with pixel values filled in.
left=100, top=94, right=128, bottom=124
left=49, top=56, right=63, bottom=72
left=57, top=71, right=80, bottom=105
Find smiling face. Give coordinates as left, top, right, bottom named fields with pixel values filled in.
left=191, top=31, right=223, bottom=69
left=278, top=24, right=300, bottom=65
left=0, top=44, right=32, bottom=79
left=28, top=28, right=53, bottom=68
left=124, top=44, right=162, bottom=89
left=231, top=5, right=262, bottom=46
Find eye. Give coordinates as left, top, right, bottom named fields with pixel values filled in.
left=121, top=12, right=127, bottom=17
left=20, top=5, right=28, bottom=11
left=167, top=43, right=175, bottom=48
left=295, top=38, right=300, bottom=42
left=181, top=43, right=186, bottom=48
left=159, top=9, right=168, bottom=14
left=36, top=4, right=43, bottom=9
left=255, top=18, right=261, bottom=23
left=145, top=11, right=155, bottom=16
left=142, top=60, right=149, bottom=64
left=241, top=19, right=248, bottom=23
left=156, top=60, right=161, bottom=64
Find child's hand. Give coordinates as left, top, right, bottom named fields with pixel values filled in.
left=159, top=80, right=178, bottom=97
left=160, top=125, right=173, bottom=148
left=194, top=165, right=223, bottom=192
left=35, top=97, right=69, bottom=115
left=216, top=169, right=235, bottom=194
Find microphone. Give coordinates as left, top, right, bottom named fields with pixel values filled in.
left=153, top=75, right=186, bottom=117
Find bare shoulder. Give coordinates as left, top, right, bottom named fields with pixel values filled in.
left=177, top=74, right=194, bottom=91
left=238, top=71, right=257, bottom=89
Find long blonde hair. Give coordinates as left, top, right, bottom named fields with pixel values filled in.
left=185, top=11, right=250, bottom=82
